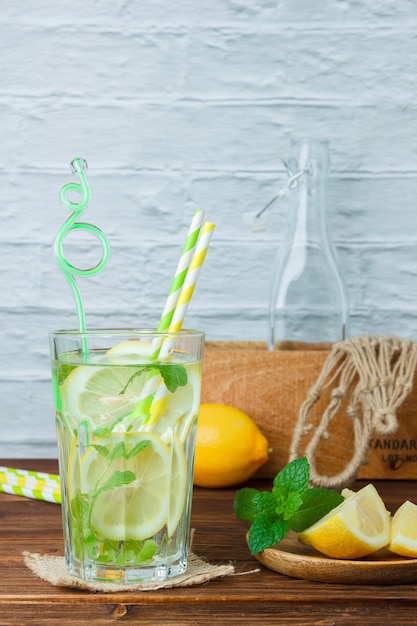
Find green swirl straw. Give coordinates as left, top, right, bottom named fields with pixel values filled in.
left=54, top=158, right=110, bottom=340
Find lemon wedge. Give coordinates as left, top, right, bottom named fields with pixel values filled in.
left=298, top=484, right=391, bottom=559
left=389, top=500, right=417, bottom=558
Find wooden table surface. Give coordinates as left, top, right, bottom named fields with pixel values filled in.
left=1, top=459, right=417, bottom=625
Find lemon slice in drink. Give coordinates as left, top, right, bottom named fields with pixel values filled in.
left=106, top=339, right=154, bottom=364
left=69, top=432, right=171, bottom=541
left=61, top=363, right=146, bottom=430
left=60, top=342, right=200, bottom=439
left=167, top=434, right=188, bottom=537
left=107, top=339, right=201, bottom=440
left=299, top=484, right=391, bottom=559
left=146, top=362, right=201, bottom=444
left=389, top=500, right=417, bottom=557
left=68, top=434, right=110, bottom=504
left=60, top=340, right=152, bottom=429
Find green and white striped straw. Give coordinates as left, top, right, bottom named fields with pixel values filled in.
left=155, top=208, right=205, bottom=335
left=129, top=219, right=215, bottom=424
left=123, top=209, right=206, bottom=423
left=166, top=221, right=215, bottom=334
left=0, top=466, right=61, bottom=504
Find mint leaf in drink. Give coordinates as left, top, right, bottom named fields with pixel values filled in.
left=93, top=417, right=124, bottom=438
left=109, top=442, right=128, bottom=461
left=234, top=457, right=343, bottom=555
left=127, top=439, right=151, bottom=459
left=90, top=444, right=111, bottom=459
left=135, top=539, right=158, bottom=563
left=289, top=488, right=344, bottom=533
left=89, top=440, right=151, bottom=461
left=120, top=364, right=188, bottom=395
left=92, top=470, right=136, bottom=499
left=158, top=364, right=188, bottom=393
left=70, top=492, right=91, bottom=529
left=119, top=365, right=156, bottom=394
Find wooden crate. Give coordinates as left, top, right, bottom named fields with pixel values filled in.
left=200, top=341, right=417, bottom=481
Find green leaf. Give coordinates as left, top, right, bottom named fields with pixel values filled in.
left=89, top=444, right=111, bottom=459
left=96, top=542, right=117, bottom=563
left=279, top=490, right=304, bottom=521
left=289, top=488, right=344, bottom=532
left=109, top=442, right=127, bottom=461
left=158, top=364, right=188, bottom=393
left=93, top=417, right=124, bottom=438
left=136, top=539, right=158, bottom=563
left=234, top=488, right=275, bottom=523
left=88, top=437, right=150, bottom=466
left=273, top=457, right=310, bottom=517
left=119, top=365, right=155, bottom=394
left=57, top=363, right=76, bottom=385
left=248, top=513, right=289, bottom=555
left=127, top=440, right=151, bottom=459
left=273, top=456, right=310, bottom=496
left=235, top=457, right=345, bottom=554
left=70, top=492, right=91, bottom=527
left=120, top=364, right=187, bottom=396
left=92, top=470, right=136, bottom=499
left=92, top=427, right=109, bottom=437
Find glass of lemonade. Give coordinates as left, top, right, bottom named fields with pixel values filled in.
left=49, top=329, right=204, bottom=584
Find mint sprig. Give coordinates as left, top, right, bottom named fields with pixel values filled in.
left=90, top=439, right=151, bottom=461
left=120, top=363, right=188, bottom=395
left=234, top=457, right=344, bottom=555
left=92, top=470, right=136, bottom=499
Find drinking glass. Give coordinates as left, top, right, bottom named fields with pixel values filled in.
left=49, top=329, right=204, bottom=584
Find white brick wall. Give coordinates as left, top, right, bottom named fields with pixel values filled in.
left=1, top=0, right=417, bottom=456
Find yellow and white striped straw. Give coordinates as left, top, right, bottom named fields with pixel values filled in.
left=156, top=208, right=205, bottom=335
left=0, top=482, right=61, bottom=504
left=149, top=221, right=215, bottom=411
left=0, top=466, right=61, bottom=504
left=165, top=221, right=215, bottom=334
left=128, top=219, right=215, bottom=424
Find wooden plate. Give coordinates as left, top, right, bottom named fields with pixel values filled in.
left=251, top=531, right=417, bottom=585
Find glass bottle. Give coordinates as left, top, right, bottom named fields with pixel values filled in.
left=268, top=139, right=349, bottom=350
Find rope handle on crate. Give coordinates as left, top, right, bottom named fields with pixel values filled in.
left=289, top=335, right=417, bottom=489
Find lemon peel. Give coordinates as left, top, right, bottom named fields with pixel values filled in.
left=194, top=403, right=269, bottom=488
left=298, top=484, right=391, bottom=559
left=389, top=500, right=417, bottom=558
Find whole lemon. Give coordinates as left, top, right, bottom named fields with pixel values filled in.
left=193, top=403, right=269, bottom=488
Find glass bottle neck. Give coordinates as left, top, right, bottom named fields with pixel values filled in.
left=287, top=172, right=329, bottom=246
left=285, top=139, right=330, bottom=245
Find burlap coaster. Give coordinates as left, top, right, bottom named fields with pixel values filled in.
left=23, top=551, right=237, bottom=593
